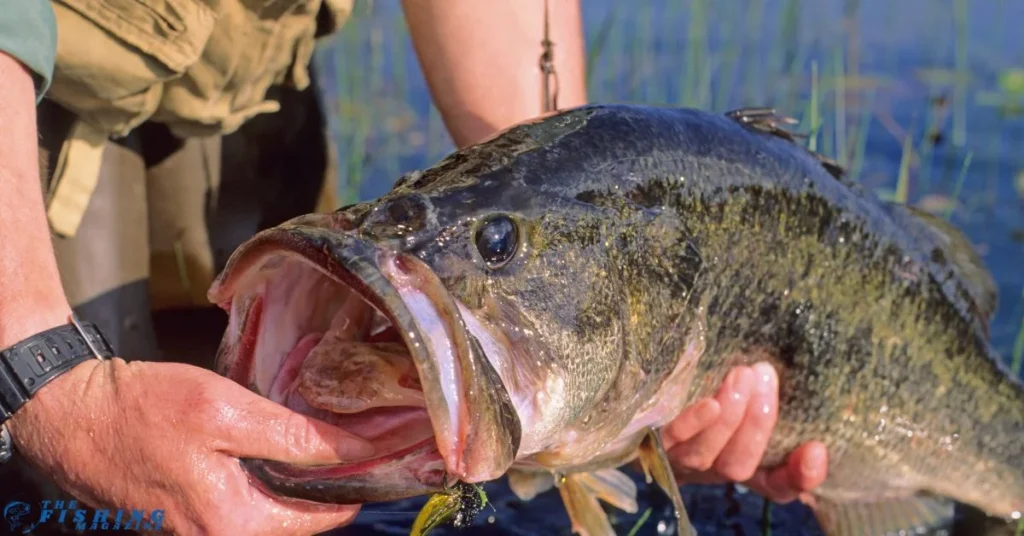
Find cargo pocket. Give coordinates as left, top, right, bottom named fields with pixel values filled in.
left=153, top=0, right=328, bottom=138
left=47, top=0, right=217, bottom=138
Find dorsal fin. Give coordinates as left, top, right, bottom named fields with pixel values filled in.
left=900, top=204, right=999, bottom=328
left=725, top=107, right=848, bottom=182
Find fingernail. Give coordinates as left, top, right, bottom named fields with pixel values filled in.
left=752, top=362, right=778, bottom=395
left=729, top=368, right=753, bottom=401
left=737, top=366, right=753, bottom=391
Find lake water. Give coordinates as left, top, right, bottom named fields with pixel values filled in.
left=314, top=0, right=1024, bottom=533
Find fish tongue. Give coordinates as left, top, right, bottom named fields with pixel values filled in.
left=296, top=333, right=426, bottom=414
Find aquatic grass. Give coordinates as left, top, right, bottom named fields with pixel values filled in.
left=592, top=2, right=624, bottom=101
left=682, top=0, right=710, bottom=108
left=382, top=17, right=405, bottom=183
left=626, top=507, right=653, bottom=536
left=944, top=151, right=973, bottom=220
left=953, top=0, right=969, bottom=147
left=711, top=0, right=748, bottom=111
left=584, top=6, right=617, bottom=94
left=766, top=0, right=801, bottom=107
left=425, top=97, right=443, bottom=162
left=329, top=20, right=373, bottom=205
left=739, top=0, right=766, bottom=106
left=805, top=61, right=821, bottom=153
left=894, top=134, right=914, bottom=204
left=833, top=47, right=847, bottom=168
left=321, top=0, right=1009, bottom=212
left=846, top=88, right=877, bottom=182
left=781, top=30, right=815, bottom=116
left=915, top=95, right=942, bottom=191
left=761, top=497, right=773, bottom=536
left=627, top=1, right=649, bottom=101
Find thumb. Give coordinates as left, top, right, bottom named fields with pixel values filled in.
left=202, top=374, right=375, bottom=464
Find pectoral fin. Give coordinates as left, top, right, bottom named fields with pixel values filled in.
left=577, top=468, right=640, bottom=514
left=508, top=469, right=556, bottom=501
left=637, top=427, right=697, bottom=536
left=556, top=472, right=617, bottom=536
left=811, top=493, right=955, bottom=536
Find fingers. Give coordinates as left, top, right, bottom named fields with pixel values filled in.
left=784, top=440, right=829, bottom=491
left=666, top=366, right=754, bottom=473
left=255, top=489, right=363, bottom=536
left=208, top=457, right=363, bottom=536
left=663, top=397, right=721, bottom=447
left=755, top=440, right=829, bottom=503
left=662, top=361, right=829, bottom=503
left=709, top=362, right=779, bottom=482
left=199, top=374, right=375, bottom=464
left=292, top=506, right=362, bottom=536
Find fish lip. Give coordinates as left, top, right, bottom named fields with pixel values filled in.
left=239, top=439, right=442, bottom=504
left=208, top=223, right=520, bottom=499
left=377, top=249, right=523, bottom=483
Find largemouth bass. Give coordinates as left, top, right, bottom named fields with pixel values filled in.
left=209, top=104, right=1024, bottom=536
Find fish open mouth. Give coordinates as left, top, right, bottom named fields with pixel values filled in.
left=207, top=218, right=521, bottom=505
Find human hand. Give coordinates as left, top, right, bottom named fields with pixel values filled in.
left=7, top=358, right=375, bottom=535
left=662, top=362, right=829, bottom=504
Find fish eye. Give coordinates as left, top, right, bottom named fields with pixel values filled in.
left=474, top=215, right=519, bottom=268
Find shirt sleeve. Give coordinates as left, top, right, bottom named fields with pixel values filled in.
left=0, top=0, right=58, bottom=102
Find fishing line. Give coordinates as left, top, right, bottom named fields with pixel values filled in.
left=540, top=0, right=560, bottom=113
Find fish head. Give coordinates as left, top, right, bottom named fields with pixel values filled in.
left=208, top=108, right=697, bottom=505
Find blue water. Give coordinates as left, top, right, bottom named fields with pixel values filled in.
left=314, top=0, right=1024, bottom=533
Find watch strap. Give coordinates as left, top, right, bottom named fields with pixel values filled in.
left=0, top=318, right=113, bottom=423
left=0, top=424, right=11, bottom=463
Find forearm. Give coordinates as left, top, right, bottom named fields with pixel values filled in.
left=401, top=0, right=588, bottom=148
left=0, top=52, right=72, bottom=349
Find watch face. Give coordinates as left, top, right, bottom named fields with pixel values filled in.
left=0, top=425, right=11, bottom=464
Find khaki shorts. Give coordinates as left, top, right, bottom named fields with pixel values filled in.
left=47, top=0, right=354, bottom=138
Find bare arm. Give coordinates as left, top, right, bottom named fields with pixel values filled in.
left=401, top=0, right=588, bottom=148
left=0, top=52, right=72, bottom=349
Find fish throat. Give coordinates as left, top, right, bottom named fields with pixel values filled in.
left=229, top=255, right=442, bottom=502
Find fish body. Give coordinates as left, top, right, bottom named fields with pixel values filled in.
left=209, top=104, right=1024, bottom=535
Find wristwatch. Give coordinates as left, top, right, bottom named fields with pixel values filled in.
left=0, top=313, right=113, bottom=463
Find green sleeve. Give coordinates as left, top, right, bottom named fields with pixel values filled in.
left=0, top=0, right=58, bottom=102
